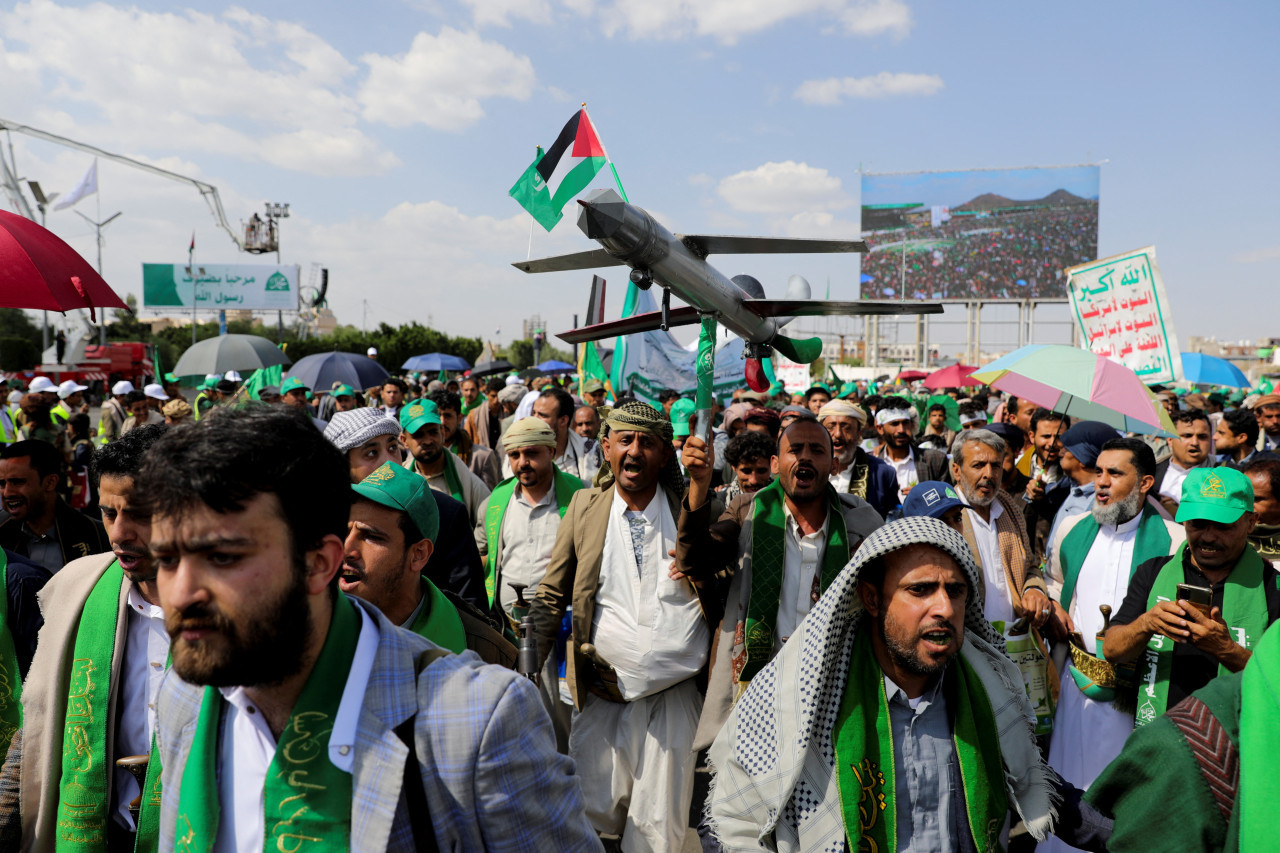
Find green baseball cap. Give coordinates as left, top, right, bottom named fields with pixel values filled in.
left=1176, top=467, right=1254, bottom=525
left=281, top=376, right=310, bottom=395
left=332, top=384, right=355, bottom=399
left=164, top=372, right=179, bottom=384
left=583, top=378, right=605, bottom=394
left=670, top=398, right=696, bottom=437
left=399, top=398, right=441, bottom=435
left=353, top=462, right=439, bottom=542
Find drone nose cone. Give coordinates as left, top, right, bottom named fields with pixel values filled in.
left=577, top=197, right=625, bottom=240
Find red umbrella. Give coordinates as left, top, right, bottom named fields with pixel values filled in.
left=897, top=369, right=929, bottom=381
left=0, top=209, right=128, bottom=322
left=923, top=364, right=981, bottom=390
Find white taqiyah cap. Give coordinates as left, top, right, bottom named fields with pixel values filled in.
left=112, top=380, right=136, bottom=396
left=28, top=376, right=56, bottom=394
left=223, top=370, right=242, bottom=382
left=143, top=383, right=169, bottom=401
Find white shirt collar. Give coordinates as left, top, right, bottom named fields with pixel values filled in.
left=515, top=483, right=556, bottom=509
left=218, top=601, right=379, bottom=774
left=126, top=583, right=164, bottom=619
left=959, top=491, right=1003, bottom=524
left=783, top=502, right=829, bottom=540
left=611, top=485, right=666, bottom=525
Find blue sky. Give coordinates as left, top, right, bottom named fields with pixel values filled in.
left=1, top=0, right=1276, bottom=356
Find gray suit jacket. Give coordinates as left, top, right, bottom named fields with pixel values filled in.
left=155, top=597, right=602, bottom=852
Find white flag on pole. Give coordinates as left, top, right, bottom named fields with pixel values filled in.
left=54, top=159, right=98, bottom=211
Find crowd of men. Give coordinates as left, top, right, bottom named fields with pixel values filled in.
left=0, top=363, right=1275, bottom=851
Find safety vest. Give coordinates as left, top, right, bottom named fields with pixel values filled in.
left=0, top=410, right=15, bottom=445
left=193, top=392, right=211, bottom=421
left=50, top=402, right=72, bottom=424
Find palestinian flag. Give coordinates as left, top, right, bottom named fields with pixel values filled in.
left=509, top=109, right=608, bottom=232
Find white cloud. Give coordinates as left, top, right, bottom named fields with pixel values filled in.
left=1231, top=246, right=1280, bottom=263
left=0, top=1, right=398, bottom=176
left=779, top=211, right=861, bottom=239
left=718, top=161, right=849, bottom=214
left=593, top=0, right=911, bottom=44
left=461, top=0, right=552, bottom=27
left=839, top=0, right=912, bottom=38
left=794, top=71, right=943, bottom=105
left=358, top=28, right=536, bottom=130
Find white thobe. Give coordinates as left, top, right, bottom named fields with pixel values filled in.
left=829, top=467, right=852, bottom=493
left=1159, top=460, right=1191, bottom=504
left=575, top=486, right=708, bottom=853
left=961, top=497, right=1016, bottom=629
left=1041, top=513, right=1142, bottom=853
left=113, top=586, right=170, bottom=830
left=214, top=606, right=379, bottom=853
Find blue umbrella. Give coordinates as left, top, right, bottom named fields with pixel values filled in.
left=287, top=351, right=388, bottom=392
left=401, top=352, right=472, bottom=372
left=1180, top=352, right=1250, bottom=387
left=536, top=359, right=575, bottom=373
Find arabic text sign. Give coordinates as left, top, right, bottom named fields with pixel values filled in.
left=142, top=263, right=299, bottom=310
left=1066, top=246, right=1182, bottom=384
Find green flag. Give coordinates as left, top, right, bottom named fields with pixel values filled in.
left=437, top=369, right=448, bottom=384
left=242, top=363, right=283, bottom=402
left=508, top=146, right=562, bottom=231
left=579, top=340, right=612, bottom=402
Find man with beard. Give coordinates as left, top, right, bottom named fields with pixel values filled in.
left=529, top=401, right=714, bottom=852
left=676, top=419, right=881, bottom=761
left=1243, top=456, right=1280, bottom=560
left=429, top=389, right=501, bottom=489
left=459, top=375, right=483, bottom=419
left=17, top=394, right=71, bottom=463
left=506, top=388, right=602, bottom=485
left=475, top=418, right=584, bottom=749
left=1045, top=421, right=1120, bottom=556
left=1253, top=393, right=1280, bottom=452
left=400, top=398, right=492, bottom=528
left=705, top=518, right=1107, bottom=852
left=818, top=399, right=899, bottom=517
left=1154, top=408, right=1215, bottom=515
left=0, top=424, right=169, bottom=850
left=1041, top=439, right=1185, bottom=849
left=465, top=376, right=507, bottom=451
left=326, top=408, right=489, bottom=612
left=343, top=461, right=514, bottom=667
left=0, top=440, right=108, bottom=573
left=1020, top=408, right=1072, bottom=561
left=1215, top=406, right=1260, bottom=470
left=949, top=430, right=1052, bottom=633
left=718, top=430, right=774, bottom=503
left=141, top=407, right=599, bottom=852
left=1103, top=466, right=1280, bottom=726
left=871, top=396, right=949, bottom=504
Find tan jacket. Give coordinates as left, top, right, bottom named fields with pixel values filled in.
left=959, top=489, right=1047, bottom=614
left=15, top=553, right=128, bottom=850
left=528, top=484, right=716, bottom=710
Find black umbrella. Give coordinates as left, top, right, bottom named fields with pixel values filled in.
left=172, top=334, right=291, bottom=376
left=469, top=359, right=515, bottom=378
left=518, top=367, right=545, bottom=381
left=287, top=352, right=389, bottom=392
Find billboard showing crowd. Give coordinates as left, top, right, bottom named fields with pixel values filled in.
left=860, top=165, right=1100, bottom=301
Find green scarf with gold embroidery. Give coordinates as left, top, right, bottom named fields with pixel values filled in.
left=174, top=594, right=360, bottom=852
left=834, top=627, right=1007, bottom=852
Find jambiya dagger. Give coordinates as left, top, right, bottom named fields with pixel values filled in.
left=512, top=188, right=941, bottom=391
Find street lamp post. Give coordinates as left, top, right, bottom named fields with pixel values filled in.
left=264, top=202, right=290, bottom=339
left=74, top=210, right=122, bottom=346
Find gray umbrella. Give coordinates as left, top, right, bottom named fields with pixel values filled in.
left=172, top=334, right=292, bottom=377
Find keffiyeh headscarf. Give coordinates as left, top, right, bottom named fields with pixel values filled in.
left=594, top=400, right=686, bottom=498
left=706, top=516, right=1058, bottom=851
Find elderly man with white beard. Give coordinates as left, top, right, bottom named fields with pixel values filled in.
left=949, top=429, right=1051, bottom=633
left=1040, top=438, right=1184, bottom=852
left=816, top=399, right=899, bottom=518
